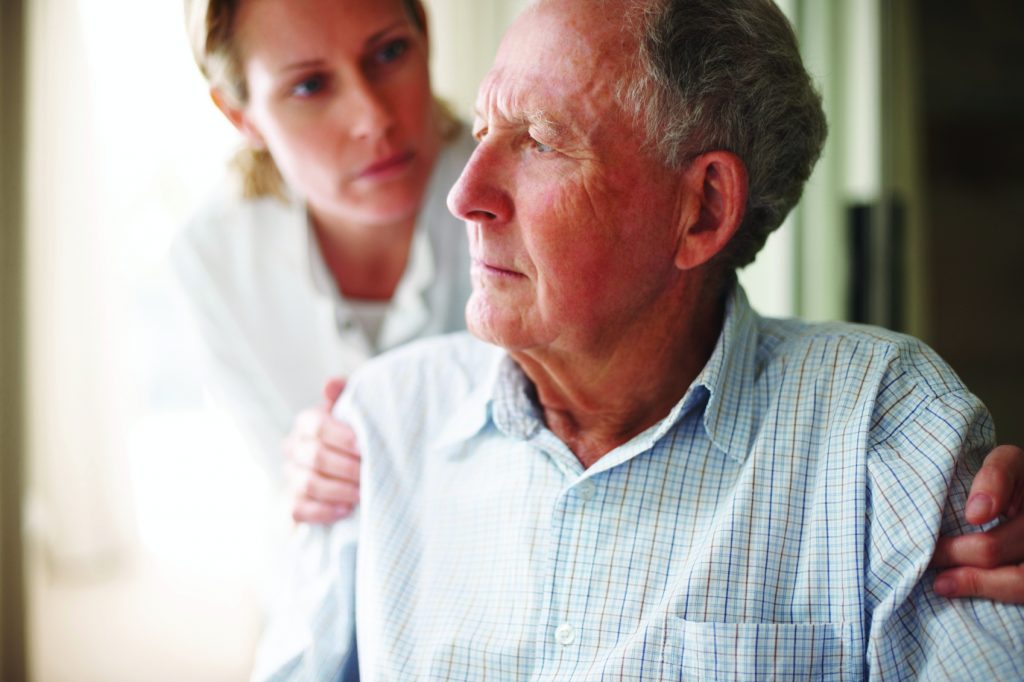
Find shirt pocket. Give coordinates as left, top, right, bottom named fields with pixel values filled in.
left=674, top=620, right=860, bottom=681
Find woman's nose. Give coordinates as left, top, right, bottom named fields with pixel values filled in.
left=346, top=77, right=394, bottom=140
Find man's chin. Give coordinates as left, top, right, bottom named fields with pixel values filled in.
left=466, top=315, right=508, bottom=349
left=467, top=312, right=523, bottom=352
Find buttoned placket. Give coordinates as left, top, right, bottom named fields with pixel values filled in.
left=525, top=428, right=615, bottom=660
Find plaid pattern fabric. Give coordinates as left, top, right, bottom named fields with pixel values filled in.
left=260, top=285, right=1024, bottom=681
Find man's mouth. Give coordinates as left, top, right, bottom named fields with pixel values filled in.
left=473, top=258, right=524, bottom=278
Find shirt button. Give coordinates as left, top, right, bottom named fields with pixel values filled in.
left=555, top=622, right=576, bottom=646
left=577, top=480, right=596, bottom=501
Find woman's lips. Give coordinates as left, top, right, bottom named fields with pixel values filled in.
left=358, top=150, right=416, bottom=180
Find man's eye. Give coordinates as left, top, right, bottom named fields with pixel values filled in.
left=373, top=39, right=409, bottom=66
left=291, top=75, right=325, bottom=98
left=532, top=138, right=555, bottom=153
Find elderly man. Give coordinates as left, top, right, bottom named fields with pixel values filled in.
left=257, top=0, right=1024, bottom=678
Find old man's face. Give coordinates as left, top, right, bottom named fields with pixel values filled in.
left=447, top=0, right=692, bottom=356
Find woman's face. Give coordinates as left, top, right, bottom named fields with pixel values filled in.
left=230, top=0, right=439, bottom=229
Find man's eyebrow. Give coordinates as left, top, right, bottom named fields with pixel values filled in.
left=526, top=111, right=569, bottom=139
left=471, top=107, right=570, bottom=139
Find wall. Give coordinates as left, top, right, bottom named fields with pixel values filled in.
left=0, top=0, right=28, bottom=679
left=916, top=0, right=1024, bottom=445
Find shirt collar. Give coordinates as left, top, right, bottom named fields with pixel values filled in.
left=431, top=348, right=507, bottom=456
left=558, top=283, right=761, bottom=473
left=434, top=284, right=762, bottom=465
left=690, top=283, right=761, bottom=462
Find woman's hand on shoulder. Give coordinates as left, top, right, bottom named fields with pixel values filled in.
left=931, top=444, right=1024, bottom=604
left=284, top=378, right=361, bottom=524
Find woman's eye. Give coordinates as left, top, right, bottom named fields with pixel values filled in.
left=291, top=75, right=325, bottom=98
left=372, top=38, right=409, bottom=66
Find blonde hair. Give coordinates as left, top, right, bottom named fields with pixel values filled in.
left=184, top=0, right=458, bottom=200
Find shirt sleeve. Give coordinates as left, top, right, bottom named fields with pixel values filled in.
left=168, top=229, right=294, bottom=481
left=249, top=521, right=361, bottom=682
left=864, top=387, right=1024, bottom=679
left=248, top=386, right=369, bottom=682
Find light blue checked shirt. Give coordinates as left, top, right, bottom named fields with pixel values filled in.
left=256, top=285, right=1024, bottom=680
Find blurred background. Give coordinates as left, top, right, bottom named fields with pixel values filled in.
left=1, top=0, right=1021, bottom=680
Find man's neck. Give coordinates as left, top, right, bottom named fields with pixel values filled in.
left=512, top=279, right=728, bottom=469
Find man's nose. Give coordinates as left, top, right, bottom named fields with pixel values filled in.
left=446, top=144, right=513, bottom=225
left=346, top=77, right=394, bottom=140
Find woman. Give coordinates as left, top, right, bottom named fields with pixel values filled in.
left=175, top=0, right=473, bottom=524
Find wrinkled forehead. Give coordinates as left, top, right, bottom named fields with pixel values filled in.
left=477, top=0, right=638, bottom=123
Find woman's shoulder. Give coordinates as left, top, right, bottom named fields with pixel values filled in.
left=170, top=181, right=311, bottom=307
left=421, top=123, right=474, bottom=211
left=416, top=124, right=476, bottom=281
left=438, top=122, right=476, bottom=172
left=178, top=181, right=305, bottom=257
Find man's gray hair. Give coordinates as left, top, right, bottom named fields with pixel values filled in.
left=621, top=0, right=828, bottom=270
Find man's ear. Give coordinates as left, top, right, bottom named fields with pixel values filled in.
left=674, top=151, right=748, bottom=270
left=210, top=88, right=266, bottom=149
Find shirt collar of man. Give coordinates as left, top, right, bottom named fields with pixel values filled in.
left=433, top=284, right=761, bottom=467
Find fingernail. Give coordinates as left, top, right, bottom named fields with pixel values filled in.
left=966, top=494, right=994, bottom=521
left=933, top=576, right=957, bottom=596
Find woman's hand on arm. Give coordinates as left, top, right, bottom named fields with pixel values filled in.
left=284, top=378, right=362, bottom=525
left=931, top=444, right=1024, bottom=604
